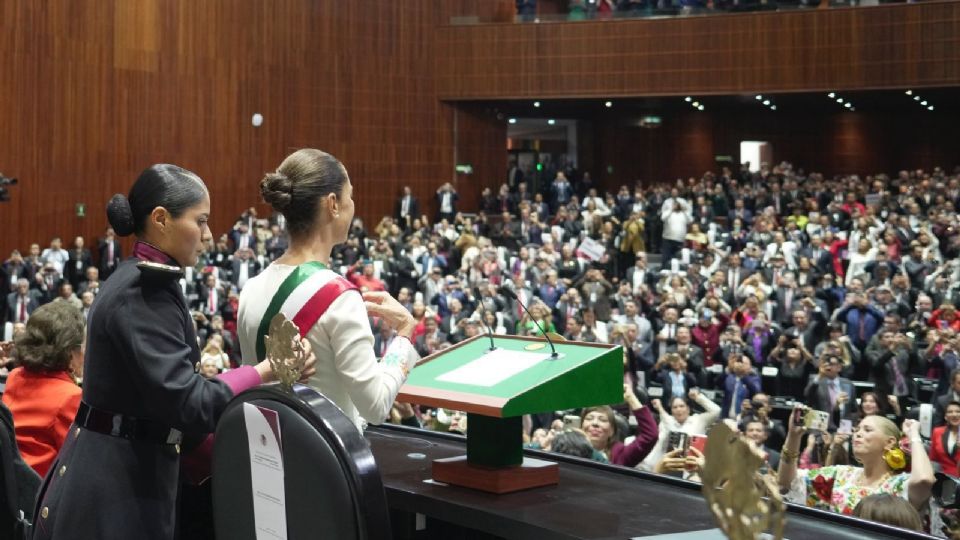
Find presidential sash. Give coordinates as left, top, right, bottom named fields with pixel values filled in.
left=254, top=262, right=357, bottom=361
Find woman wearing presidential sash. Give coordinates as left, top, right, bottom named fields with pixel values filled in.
left=239, top=149, right=420, bottom=430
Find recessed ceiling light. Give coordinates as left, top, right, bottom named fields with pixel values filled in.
left=533, top=101, right=541, bottom=108
left=697, top=105, right=705, bottom=111
left=921, top=101, right=928, bottom=106
left=755, top=95, right=763, bottom=100
left=828, top=93, right=836, bottom=98
left=914, top=96, right=921, bottom=101
left=604, top=101, right=613, bottom=108
left=770, top=105, right=777, bottom=111
left=844, top=103, right=852, bottom=108
left=763, top=100, right=770, bottom=106
left=685, top=97, right=692, bottom=102
left=692, top=101, right=700, bottom=107
left=508, top=118, right=517, bottom=124
left=836, top=98, right=844, bottom=103
left=905, top=90, right=913, bottom=95
left=850, top=107, right=856, bottom=111
left=547, top=119, right=555, bottom=125
left=928, top=106, right=935, bottom=111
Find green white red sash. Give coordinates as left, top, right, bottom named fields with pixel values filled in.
left=254, top=262, right=358, bottom=361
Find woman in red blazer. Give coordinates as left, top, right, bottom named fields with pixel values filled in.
left=1, top=302, right=84, bottom=477
left=929, top=400, right=960, bottom=477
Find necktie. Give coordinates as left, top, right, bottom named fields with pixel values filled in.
left=752, top=334, right=763, bottom=363
left=828, top=380, right=838, bottom=409
left=891, top=353, right=908, bottom=396
left=784, top=288, right=793, bottom=314
left=402, top=197, right=409, bottom=216
left=107, top=242, right=114, bottom=266
left=208, top=290, right=215, bottom=313
left=19, top=297, right=26, bottom=323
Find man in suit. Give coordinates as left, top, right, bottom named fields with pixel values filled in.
left=624, top=253, right=655, bottom=296
left=720, top=354, right=762, bottom=419
left=803, top=355, right=856, bottom=429
left=868, top=331, right=920, bottom=404
left=417, top=242, right=447, bottom=276
left=5, top=279, right=41, bottom=324
left=372, top=321, right=396, bottom=359
left=77, top=267, right=102, bottom=297
left=727, top=198, right=753, bottom=228
left=64, top=236, right=93, bottom=291
left=196, top=273, right=226, bottom=318
left=743, top=418, right=780, bottom=473
left=1, top=250, right=30, bottom=295
left=494, top=212, right=521, bottom=253
left=439, top=298, right=469, bottom=342
left=97, top=227, right=122, bottom=280
left=651, top=352, right=698, bottom=407
left=230, top=248, right=261, bottom=291
left=800, top=235, right=834, bottom=276
left=548, top=172, right=574, bottom=214
left=264, top=224, right=288, bottom=261
left=229, top=223, right=255, bottom=252
left=668, top=326, right=705, bottom=382
left=395, top=186, right=420, bottom=230
left=935, top=369, right=960, bottom=426
left=414, top=317, right=447, bottom=357
left=435, top=182, right=458, bottom=223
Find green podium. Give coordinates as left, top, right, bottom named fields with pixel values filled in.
left=398, top=334, right=622, bottom=493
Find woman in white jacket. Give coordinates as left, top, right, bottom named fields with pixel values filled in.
left=639, top=388, right=721, bottom=471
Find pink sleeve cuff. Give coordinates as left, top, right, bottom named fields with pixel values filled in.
left=217, top=365, right=262, bottom=395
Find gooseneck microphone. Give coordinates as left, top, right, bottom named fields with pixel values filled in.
left=472, top=287, right=497, bottom=351
left=497, top=286, right=558, bottom=358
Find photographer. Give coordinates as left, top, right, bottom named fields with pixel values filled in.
left=768, top=331, right=815, bottom=401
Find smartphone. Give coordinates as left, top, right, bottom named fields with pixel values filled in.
left=793, top=407, right=804, bottom=427
left=838, top=419, right=853, bottom=435
left=668, top=431, right=689, bottom=453
left=563, top=415, right=581, bottom=430
left=689, top=434, right=707, bottom=455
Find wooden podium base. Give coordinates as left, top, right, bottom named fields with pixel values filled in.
left=432, top=455, right=559, bottom=494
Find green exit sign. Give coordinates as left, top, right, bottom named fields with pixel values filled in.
left=75, top=203, right=86, bottom=217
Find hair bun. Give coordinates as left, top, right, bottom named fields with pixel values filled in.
left=106, top=194, right=135, bottom=236
left=260, top=172, right=294, bottom=212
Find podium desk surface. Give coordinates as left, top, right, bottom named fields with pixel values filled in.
left=367, top=425, right=936, bottom=540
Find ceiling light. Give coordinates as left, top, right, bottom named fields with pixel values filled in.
left=928, top=106, right=935, bottom=111
left=770, top=105, right=777, bottom=111
left=921, top=101, right=928, bottom=106
left=508, top=118, right=517, bottom=124
left=763, top=100, right=770, bottom=106
left=697, top=105, right=705, bottom=111
left=547, top=119, right=555, bottom=125
left=850, top=107, right=855, bottom=111
left=755, top=95, right=763, bottom=100
left=692, top=101, right=700, bottom=107
left=844, top=103, right=852, bottom=108
left=685, top=97, right=692, bottom=102
left=905, top=90, right=913, bottom=95
left=828, top=93, right=836, bottom=98
left=604, top=101, right=613, bottom=108
left=533, top=101, right=541, bottom=108
left=914, top=96, right=921, bottom=101
left=836, top=98, right=843, bottom=104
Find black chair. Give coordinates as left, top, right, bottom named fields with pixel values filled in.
left=212, top=384, right=391, bottom=540
left=0, top=401, right=40, bottom=540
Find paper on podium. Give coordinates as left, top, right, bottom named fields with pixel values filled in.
left=436, top=348, right=550, bottom=387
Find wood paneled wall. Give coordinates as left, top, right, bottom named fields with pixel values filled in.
left=0, top=0, right=504, bottom=256
left=580, top=110, right=960, bottom=189
left=437, top=1, right=960, bottom=99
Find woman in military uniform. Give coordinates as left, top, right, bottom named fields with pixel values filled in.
left=31, top=165, right=314, bottom=539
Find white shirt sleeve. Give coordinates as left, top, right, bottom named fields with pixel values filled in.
left=313, top=291, right=420, bottom=425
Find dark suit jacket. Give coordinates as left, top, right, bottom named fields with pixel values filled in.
left=64, top=249, right=93, bottom=289
left=803, top=376, right=856, bottom=429
left=230, top=259, right=261, bottom=287
left=720, top=372, right=762, bottom=419
left=394, top=195, right=420, bottom=225
left=97, top=239, right=122, bottom=277
left=653, top=369, right=697, bottom=407
left=4, top=291, right=40, bottom=324
left=0, top=262, right=29, bottom=294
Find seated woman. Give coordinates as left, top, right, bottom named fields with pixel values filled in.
left=641, top=388, right=720, bottom=471
left=928, top=400, right=960, bottom=477
left=778, top=406, right=935, bottom=516
left=580, top=384, right=657, bottom=468
left=1, top=302, right=84, bottom=477
left=852, top=493, right=923, bottom=532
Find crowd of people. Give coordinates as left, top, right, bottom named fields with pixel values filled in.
left=515, top=0, right=877, bottom=22
left=5, top=159, right=960, bottom=536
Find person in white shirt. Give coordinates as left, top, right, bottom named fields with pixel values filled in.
left=660, top=191, right=692, bottom=263
left=239, top=149, right=419, bottom=431
left=40, top=237, right=70, bottom=275
left=640, top=388, right=721, bottom=471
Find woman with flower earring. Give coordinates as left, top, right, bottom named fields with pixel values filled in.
left=777, top=405, right=934, bottom=515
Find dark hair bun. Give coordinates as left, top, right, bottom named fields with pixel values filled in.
left=260, top=172, right=294, bottom=213
left=107, top=194, right=135, bottom=236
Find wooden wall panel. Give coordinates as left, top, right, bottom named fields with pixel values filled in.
left=582, top=109, right=960, bottom=190
left=0, top=0, right=504, bottom=256
left=436, top=2, right=960, bottom=99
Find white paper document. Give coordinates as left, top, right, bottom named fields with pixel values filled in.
left=436, top=348, right=549, bottom=387
left=244, top=403, right=288, bottom=540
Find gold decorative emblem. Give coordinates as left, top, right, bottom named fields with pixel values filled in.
left=264, top=313, right=308, bottom=392
left=701, top=422, right=785, bottom=540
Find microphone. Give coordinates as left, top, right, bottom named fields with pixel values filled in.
left=472, top=287, right=497, bottom=351
left=498, top=286, right=558, bottom=358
